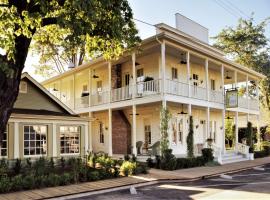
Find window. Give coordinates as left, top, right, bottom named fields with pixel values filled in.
left=172, top=120, right=177, bottom=144
left=144, top=125, right=151, bottom=144
left=24, top=125, right=47, bottom=156
left=0, top=127, right=8, bottom=157
left=210, top=79, right=215, bottom=90
left=172, top=67, right=178, bottom=80
left=178, top=119, right=183, bottom=142
left=124, top=74, right=130, bottom=86
left=99, top=123, right=104, bottom=144
left=209, top=121, right=213, bottom=139
left=213, top=121, right=217, bottom=142
left=137, top=68, right=144, bottom=78
left=97, top=81, right=102, bottom=92
left=60, top=126, right=80, bottom=154
left=193, top=74, right=199, bottom=80
left=19, top=81, right=27, bottom=93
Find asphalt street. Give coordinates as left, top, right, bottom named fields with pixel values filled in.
left=71, top=164, right=270, bottom=200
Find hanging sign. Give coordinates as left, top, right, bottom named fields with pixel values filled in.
left=226, top=89, right=238, bottom=108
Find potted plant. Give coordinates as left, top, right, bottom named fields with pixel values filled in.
left=249, top=147, right=254, bottom=160
left=206, top=138, right=213, bottom=148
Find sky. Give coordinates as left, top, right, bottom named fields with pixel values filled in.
left=24, top=0, right=270, bottom=81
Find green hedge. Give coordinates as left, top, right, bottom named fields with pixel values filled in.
left=255, top=146, right=270, bottom=158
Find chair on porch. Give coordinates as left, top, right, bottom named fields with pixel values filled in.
left=136, top=141, right=143, bottom=155
left=148, top=141, right=160, bottom=156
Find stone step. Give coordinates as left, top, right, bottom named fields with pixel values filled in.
left=222, top=157, right=249, bottom=164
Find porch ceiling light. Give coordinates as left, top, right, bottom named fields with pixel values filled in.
left=179, top=53, right=187, bottom=64
left=178, top=104, right=187, bottom=115
left=135, top=62, right=140, bottom=66
left=225, top=71, right=232, bottom=80
left=226, top=111, right=233, bottom=120
left=92, top=69, right=99, bottom=79
left=129, top=113, right=139, bottom=116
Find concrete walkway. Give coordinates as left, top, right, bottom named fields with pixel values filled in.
left=1, top=157, right=270, bottom=200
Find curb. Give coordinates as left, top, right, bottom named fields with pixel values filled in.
left=42, top=163, right=269, bottom=199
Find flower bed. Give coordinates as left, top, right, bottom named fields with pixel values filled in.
left=0, top=153, right=148, bottom=193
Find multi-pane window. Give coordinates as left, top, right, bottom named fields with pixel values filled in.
left=144, top=125, right=151, bottom=144
left=178, top=119, right=183, bottom=143
left=136, top=68, right=144, bottom=78
left=124, top=74, right=130, bottom=86
left=0, top=128, right=8, bottom=157
left=99, top=123, right=104, bottom=144
left=60, top=126, right=80, bottom=154
left=24, top=125, right=47, bottom=156
left=172, top=67, right=178, bottom=80
left=210, top=79, right=216, bottom=90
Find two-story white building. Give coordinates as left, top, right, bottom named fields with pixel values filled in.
left=42, top=14, right=265, bottom=164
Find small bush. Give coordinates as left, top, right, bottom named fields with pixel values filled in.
left=45, top=174, right=61, bottom=187
left=0, top=176, right=12, bottom=193
left=146, top=157, right=154, bottom=168
left=59, top=173, right=71, bottom=186
left=11, top=175, right=23, bottom=191
left=124, top=154, right=130, bottom=161
left=13, top=159, right=22, bottom=175
left=87, top=170, right=100, bottom=181
left=160, top=149, right=177, bottom=170
left=202, top=148, right=214, bottom=162
left=155, top=155, right=161, bottom=169
left=120, top=161, right=136, bottom=176
left=22, top=175, right=35, bottom=190
left=135, top=163, right=148, bottom=174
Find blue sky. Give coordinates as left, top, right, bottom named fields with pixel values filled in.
left=25, top=0, right=270, bottom=80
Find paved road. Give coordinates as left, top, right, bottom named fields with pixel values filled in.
left=72, top=164, right=270, bottom=200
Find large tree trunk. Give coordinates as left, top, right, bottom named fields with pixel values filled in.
left=0, top=36, right=31, bottom=147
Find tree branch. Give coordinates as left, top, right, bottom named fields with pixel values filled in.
left=42, top=17, right=58, bottom=27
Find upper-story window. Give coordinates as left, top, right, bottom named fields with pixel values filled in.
left=97, top=81, right=102, bottom=92
left=210, top=79, right=215, bottom=90
left=137, top=68, right=144, bottom=78
left=172, top=67, right=178, bottom=80
left=178, top=119, right=183, bottom=143
left=124, top=73, right=130, bottom=86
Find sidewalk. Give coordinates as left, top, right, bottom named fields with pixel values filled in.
left=1, top=157, right=270, bottom=200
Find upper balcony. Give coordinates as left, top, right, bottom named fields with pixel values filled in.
left=43, top=41, right=260, bottom=114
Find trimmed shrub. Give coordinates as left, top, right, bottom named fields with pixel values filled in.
left=87, top=170, right=100, bottom=181
left=13, top=159, right=22, bottom=175
left=176, top=157, right=205, bottom=169
left=45, top=174, right=61, bottom=187
left=22, top=175, right=35, bottom=190
left=59, top=173, right=72, bottom=186
left=0, top=176, right=12, bottom=193
left=202, top=148, right=214, bottom=162
left=160, top=149, right=177, bottom=170
left=11, top=175, right=23, bottom=191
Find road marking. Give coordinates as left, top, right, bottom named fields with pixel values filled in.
left=130, top=186, right=137, bottom=195
left=232, top=172, right=270, bottom=177
left=220, top=174, right=232, bottom=179
left=200, top=181, right=270, bottom=188
left=253, top=167, right=265, bottom=171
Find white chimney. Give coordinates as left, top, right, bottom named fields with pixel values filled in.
left=175, top=13, right=209, bottom=44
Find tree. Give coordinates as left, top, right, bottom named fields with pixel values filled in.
left=186, top=116, right=194, bottom=158
left=246, top=121, right=254, bottom=152
left=0, top=0, right=140, bottom=144
left=160, top=107, right=171, bottom=156
left=212, top=16, right=270, bottom=110
left=225, top=119, right=235, bottom=148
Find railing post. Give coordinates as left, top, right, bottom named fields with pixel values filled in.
left=246, top=75, right=249, bottom=110
left=108, top=61, right=112, bottom=103
left=187, top=51, right=191, bottom=97
left=235, top=111, right=239, bottom=151
left=205, top=58, right=209, bottom=101
left=161, top=41, right=166, bottom=96
left=221, top=64, right=224, bottom=104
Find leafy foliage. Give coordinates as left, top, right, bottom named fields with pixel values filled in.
left=160, top=107, right=171, bottom=156
left=246, top=121, right=254, bottom=152
left=186, top=116, right=194, bottom=158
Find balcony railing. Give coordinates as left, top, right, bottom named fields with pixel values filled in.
left=190, top=85, right=207, bottom=100
left=111, top=85, right=132, bottom=102
left=210, top=90, right=224, bottom=104
left=166, top=79, right=189, bottom=97
left=135, top=79, right=161, bottom=97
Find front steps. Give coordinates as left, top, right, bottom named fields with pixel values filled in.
left=220, top=151, right=249, bottom=164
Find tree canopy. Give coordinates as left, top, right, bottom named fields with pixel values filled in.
left=0, top=0, right=140, bottom=142
left=213, top=16, right=270, bottom=110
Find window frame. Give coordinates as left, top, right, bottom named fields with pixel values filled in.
left=23, top=125, right=48, bottom=158
left=210, top=79, right=216, bottom=90
left=144, top=125, right=151, bottom=145
left=59, top=125, right=81, bottom=156
left=0, top=126, right=8, bottom=158
left=136, top=68, right=144, bottom=78
left=99, top=122, right=105, bottom=144
left=178, top=119, right=183, bottom=143
left=172, top=67, right=178, bottom=80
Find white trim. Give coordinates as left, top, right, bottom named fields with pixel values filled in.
left=53, top=123, right=57, bottom=157
left=21, top=73, right=76, bottom=115
left=85, top=124, right=89, bottom=153
left=14, top=122, right=19, bottom=159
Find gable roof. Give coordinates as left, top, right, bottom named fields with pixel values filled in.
left=20, top=72, right=76, bottom=115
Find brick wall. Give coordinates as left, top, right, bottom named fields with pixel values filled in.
left=112, top=110, right=131, bottom=154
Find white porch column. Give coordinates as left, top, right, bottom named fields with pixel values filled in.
left=235, top=111, right=239, bottom=151
left=84, top=123, right=89, bottom=155
left=59, top=80, right=62, bottom=101
left=234, top=71, right=238, bottom=89
left=221, top=64, right=224, bottom=103
left=73, top=74, right=76, bottom=109
left=14, top=122, right=19, bottom=159
left=108, top=108, right=112, bottom=156
left=187, top=51, right=191, bottom=97
left=205, top=58, right=209, bottom=101
left=52, top=123, right=57, bottom=157
left=132, top=52, right=136, bottom=99
left=132, top=104, right=137, bottom=155
left=161, top=41, right=166, bottom=96
left=222, top=109, right=226, bottom=154
left=206, top=107, right=210, bottom=140
left=108, top=61, right=112, bottom=102
left=188, top=104, right=192, bottom=116
left=88, top=112, right=93, bottom=152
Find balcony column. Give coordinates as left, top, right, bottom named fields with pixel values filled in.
left=132, top=52, right=136, bottom=99
left=132, top=104, right=137, bottom=155
left=88, top=69, right=92, bottom=107
left=59, top=80, right=62, bottom=101
left=108, top=61, right=112, bottom=102
left=246, top=75, right=249, bottom=110
left=108, top=108, right=112, bottom=156
left=161, top=41, right=166, bottom=107
left=206, top=107, right=210, bottom=141
left=205, top=58, right=209, bottom=101
left=222, top=109, right=226, bottom=154
left=221, top=64, right=224, bottom=103
left=234, top=71, right=238, bottom=89
left=235, top=111, right=239, bottom=151
left=188, top=104, right=192, bottom=116
left=256, top=115, right=261, bottom=150
left=187, top=51, right=191, bottom=97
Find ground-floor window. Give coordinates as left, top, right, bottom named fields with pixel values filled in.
left=178, top=119, right=183, bottom=143
left=99, top=122, right=104, bottom=144
left=0, top=127, right=8, bottom=157
left=144, top=125, right=151, bottom=144
left=24, top=125, right=47, bottom=156
left=60, top=126, right=80, bottom=154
